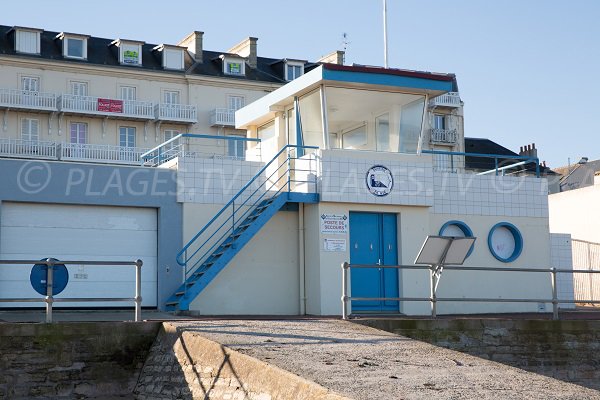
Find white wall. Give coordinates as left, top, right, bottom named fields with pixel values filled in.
left=550, top=233, right=576, bottom=309
left=549, top=183, right=600, bottom=243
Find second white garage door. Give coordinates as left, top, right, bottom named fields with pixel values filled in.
left=0, top=202, right=158, bottom=307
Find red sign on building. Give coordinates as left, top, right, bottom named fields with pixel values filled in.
left=97, top=98, right=124, bottom=113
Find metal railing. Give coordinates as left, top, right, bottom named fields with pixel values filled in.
left=210, top=108, right=236, bottom=126
left=341, top=262, right=600, bottom=320
left=0, top=138, right=58, bottom=159
left=0, top=88, right=57, bottom=111
left=58, top=94, right=154, bottom=119
left=176, top=145, right=319, bottom=286
left=423, top=149, right=541, bottom=177
left=430, top=92, right=461, bottom=108
left=141, top=133, right=263, bottom=166
left=61, top=142, right=150, bottom=164
left=430, top=128, right=458, bottom=144
left=155, top=103, right=198, bottom=123
left=572, top=239, right=600, bottom=305
left=0, top=259, right=143, bottom=323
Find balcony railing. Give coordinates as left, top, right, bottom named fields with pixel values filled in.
left=60, top=143, right=150, bottom=164
left=430, top=128, right=458, bottom=144
left=430, top=92, right=461, bottom=108
left=0, top=138, right=58, bottom=159
left=155, top=103, right=198, bottom=124
left=210, top=108, right=235, bottom=126
left=58, top=94, right=154, bottom=120
left=0, top=89, right=57, bottom=112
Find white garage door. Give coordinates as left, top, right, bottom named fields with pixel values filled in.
left=0, top=202, right=157, bottom=307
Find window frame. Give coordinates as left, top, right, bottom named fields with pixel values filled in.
left=115, top=40, right=143, bottom=66
left=119, top=86, right=137, bottom=101
left=21, top=118, right=40, bottom=142
left=285, top=61, right=305, bottom=81
left=163, top=90, right=180, bottom=104
left=119, top=126, right=137, bottom=148
left=21, top=76, right=40, bottom=92
left=69, top=122, right=88, bottom=144
left=15, top=29, right=41, bottom=55
left=223, top=57, right=246, bottom=76
left=70, top=81, right=88, bottom=97
left=227, top=95, right=245, bottom=111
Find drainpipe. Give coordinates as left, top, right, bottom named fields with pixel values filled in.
left=299, top=203, right=306, bottom=315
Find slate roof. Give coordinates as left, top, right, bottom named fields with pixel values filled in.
left=554, top=159, right=600, bottom=191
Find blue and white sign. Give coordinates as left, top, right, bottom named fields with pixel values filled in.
left=366, top=165, right=393, bottom=197
left=30, top=258, right=69, bottom=296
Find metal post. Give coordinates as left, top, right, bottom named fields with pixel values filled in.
left=287, top=148, right=292, bottom=192
left=551, top=267, right=559, bottom=320
left=495, top=157, right=499, bottom=176
left=45, top=258, right=54, bottom=323
left=341, top=262, right=349, bottom=320
left=430, top=265, right=437, bottom=318
left=134, top=259, right=143, bottom=322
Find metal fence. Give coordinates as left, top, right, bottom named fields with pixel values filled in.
left=341, top=262, right=600, bottom=320
left=0, top=259, right=143, bottom=323
left=572, top=239, right=600, bottom=306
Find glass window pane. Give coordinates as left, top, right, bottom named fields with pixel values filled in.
left=398, top=98, right=425, bottom=154
left=298, top=90, right=323, bottom=149
left=376, top=114, right=391, bottom=152
left=258, top=121, right=277, bottom=155
left=287, top=108, right=296, bottom=146
left=67, top=38, right=83, bottom=58
left=342, top=125, right=367, bottom=149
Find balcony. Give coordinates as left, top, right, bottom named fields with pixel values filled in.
left=155, top=103, right=197, bottom=124
left=58, top=94, right=154, bottom=120
left=0, top=89, right=57, bottom=112
left=430, top=92, right=461, bottom=108
left=0, top=138, right=58, bottom=159
left=430, top=128, right=458, bottom=145
left=210, top=108, right=235, bottom=127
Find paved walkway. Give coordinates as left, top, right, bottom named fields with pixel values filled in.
left=172, top=319, right=600, bottom=400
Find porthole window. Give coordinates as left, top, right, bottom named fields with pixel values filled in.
left=439, top=220, right=474, bottom=258
left=488, top=222, right=523, bottom=263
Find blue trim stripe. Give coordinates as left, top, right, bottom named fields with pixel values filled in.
left=322, top=69, right=454, bottom=92
left=439, top=220, right=475, bottom=258
left=487, top=222, right=523, bottom=263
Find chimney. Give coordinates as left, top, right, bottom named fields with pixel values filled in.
left=518, top=143, right=538, bottom=158
left=228, top=37, right=258, bottom=68
left=178, top=31, right=203, bottom=62
left=318, top=50, right=345, bottom=65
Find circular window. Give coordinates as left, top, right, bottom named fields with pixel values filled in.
left=488, top=222, right=523, bottom=262
left=439, top=220, right=475, bottom=258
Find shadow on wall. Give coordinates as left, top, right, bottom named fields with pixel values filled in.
left=357, top=318, right=600, bottom=391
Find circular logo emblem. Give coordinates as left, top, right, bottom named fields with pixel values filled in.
left=366, top=165, right=393, bottom=197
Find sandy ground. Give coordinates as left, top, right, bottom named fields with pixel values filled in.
left=172, top=319, right=600, bottom=400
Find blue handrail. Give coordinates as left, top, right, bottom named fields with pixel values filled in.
left=422, top=149, right=540, bottom=177
left=176, top=144, right=318, bottom=267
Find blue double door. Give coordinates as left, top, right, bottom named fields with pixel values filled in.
left=349, top=212, right=399, bottom=312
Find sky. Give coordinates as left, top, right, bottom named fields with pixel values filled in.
left=3, top=0, right=599, bottom=168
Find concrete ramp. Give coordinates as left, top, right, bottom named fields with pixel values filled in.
left=158, top=319, right=600, bottom=400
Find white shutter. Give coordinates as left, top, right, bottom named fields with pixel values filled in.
left=21, top=118, right=39, bottom=141
left=120, top=86, right=136, bottom=100
left=71, top=82, right=88, bottom=96
left=16, top=30, right=39, bottom=54
left=228, top=95, right=244, bottom=111
left=164, top=91, right=179, bottom=104
left=21, top=77, right=39, bottom=92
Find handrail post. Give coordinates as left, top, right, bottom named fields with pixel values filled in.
left=45, top=258, right=54, bottom=323
left=341, top=262, right=349, bottom=320
left=135, top=259, right=143, bottom=322
left=232, top=200, right=236, bottom=244
left=430, top=265, right=437, bottom=318
left=287, top=148, right=291, bottom=192
left=551, top=267, right=559, bottom=320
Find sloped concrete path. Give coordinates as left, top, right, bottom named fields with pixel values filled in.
left=173, top=319, right=600, bottom=400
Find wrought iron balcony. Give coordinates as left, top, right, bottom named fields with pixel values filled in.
left=430, top=128, right=458, bottom=144
left=210, top=108, right=236, bottom=127
left=155, top=103, right=198, bottom=124
left=430, top=92, right=461, bottom=108
left=0, top=89, right=57, bottom=112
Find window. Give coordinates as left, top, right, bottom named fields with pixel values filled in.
left=70, top=123, right=87, bottom=144
left=115, top=41, right=143, bottom=65
left=223, top=58, right=245, bottom=75
left=228, top=95, right=245, bottom=111
left=119, top=127, right=136, bottom=148
left=258, top=120, right=277, bottom=155
left=342, top=124, right=367, bottom=149
left=70, top=81, right=88, bottom=97
left=164, top=129, right=180, bottom=153
left=164, top=91, right=180, bottom=104
left=21, top=76, right=39, bottom=92
left=164, top=48, right=183, bottom=70
left=433, top=114, right=446, bottom=130
left=66, top=37, right=85, bottom=59
left=285, top=63, right=304, bottom=81
left=120, top=86, right=137, bottom=101
left=376, top=114, right=391, bottom=152
left=21, top=118, right=39, bottom=141
left=227, top=136, right=246, bottom=159
left=15, top=29, right=40, bottom=54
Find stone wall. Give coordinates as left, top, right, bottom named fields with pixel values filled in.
left=0, top=322, right=160, bottom=399
left=358, top=319, right=600, bottom=390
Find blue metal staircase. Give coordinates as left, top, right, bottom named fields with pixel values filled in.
left=165, top=145, right=319, bottom=311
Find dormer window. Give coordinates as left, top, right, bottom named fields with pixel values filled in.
left=111, top=39, right=144, bottom=66
left=153, top=44, right=184, bottom=70
left=221, top=55, right=245, bottom=76
left=285, top=61, right=305, bottom=81
left=56, top=33, right=89, bottom=59
left=13, top=27, right=42, bottom=55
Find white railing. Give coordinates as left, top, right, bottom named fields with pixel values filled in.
left=61, top=142, right=151, bottom=164
left=155, top=103, right=198, bottom=123
left=210, top=108, right=236, bottom=126
left=0, top=138, right=57, bottom=159
left=572, top=239, right=600, bottom=306
left=430, top=128, right=458, bottom=144
left=0, top=88, right=57, bottom=111
left=58, top=94, right=154, bottom=119
left=430, top=92, right=461, bottom=108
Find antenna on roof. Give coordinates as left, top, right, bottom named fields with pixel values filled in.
left=383, top=0, right=389, bottom=68
left=341, top=33, right=350, bottom=52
